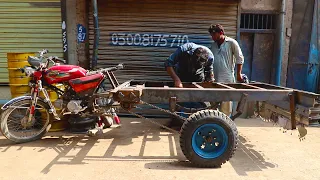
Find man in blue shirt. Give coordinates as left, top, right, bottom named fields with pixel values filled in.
left=165, top=42, right=214, bottom=87
left=164, top=43, right=214, bottom=129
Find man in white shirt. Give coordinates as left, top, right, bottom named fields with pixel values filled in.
left=208, top=24, right=245, bottom=116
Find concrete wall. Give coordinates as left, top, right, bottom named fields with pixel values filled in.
left=66, top=0, right=89, bottom=68
left=76, top=0, right=90, bottom=69
left=241, top=0, right=281, bottom=11
left=282, top=0, right=293, bottom=87
left=66, top=0, right=77, bottom=65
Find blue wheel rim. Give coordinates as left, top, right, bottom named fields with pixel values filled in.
left=192, top=124, right=228, bottom=159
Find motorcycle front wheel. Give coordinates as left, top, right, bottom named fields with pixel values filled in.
left=0, top=99, right=52, bottom=143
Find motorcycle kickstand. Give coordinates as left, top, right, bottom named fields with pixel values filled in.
left=87, top=117, right=104, bottom=137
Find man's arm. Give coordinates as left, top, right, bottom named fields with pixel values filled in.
left=204, top=58, right=214, bottom=82
left=165, top=47, right=183, bottom=87
left=236, top=64, right=243, bottom=81
left=166, top=67, right=182, bottom=87
left=231, top=39, right=245, bottom=82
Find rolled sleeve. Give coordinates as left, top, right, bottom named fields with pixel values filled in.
left=165, top=47, right=183, bottom=67
left=231, top=39, right=244, bottom=64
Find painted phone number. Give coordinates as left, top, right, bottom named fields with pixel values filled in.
left=111, top=33, right=189, bottom=47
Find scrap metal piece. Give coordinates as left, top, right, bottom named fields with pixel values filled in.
left=231, top=93, right=248, bottom=120
left=298, top=126, right=308, bottom=141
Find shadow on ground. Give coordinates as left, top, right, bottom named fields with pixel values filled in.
left=0, top=117, right=276, bottom=176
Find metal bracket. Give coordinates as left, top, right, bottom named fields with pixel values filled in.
left=289, top=92, right=297, bottom=130
left=231, top=93, right=248, bottom=120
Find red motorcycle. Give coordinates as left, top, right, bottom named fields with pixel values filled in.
left=0, top=49, right=122, bottom=143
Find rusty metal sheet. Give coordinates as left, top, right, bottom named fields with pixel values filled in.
left=88, top=0, right=239, bottom=83
left=240, top=33, right=254, bottom=79
left=251, top=33, right=275, bottom=83
left=287, top=0, right=315, bottom=91
left=304, top=0, right=320, bottom=93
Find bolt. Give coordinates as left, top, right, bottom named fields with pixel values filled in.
left=209, top=132, right=212, bottom=135
left=198, top=132, right=201, bottom=135
left=201, top=144, right=206, bottom=149
left=215, top=142, right=219, bottom=146
left=212, top=129, right=216, bottom=132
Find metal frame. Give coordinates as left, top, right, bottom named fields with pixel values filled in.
left=100, top=75, right=320, bottom=130
left=111, top=81, right=294, bottom=103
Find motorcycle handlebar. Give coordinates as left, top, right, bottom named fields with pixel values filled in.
left=110, top=64, right=124, bottom=71
left=87, top=64, right=124, bottom=75
left=53, top=56, right=66, bottom=64
left=39, top=49, right=49, bottom=56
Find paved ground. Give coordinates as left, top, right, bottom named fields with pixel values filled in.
left=0, top=117, right=320, bottom=180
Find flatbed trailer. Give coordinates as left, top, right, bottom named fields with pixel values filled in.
left=98, top=69, right=320, bottom=168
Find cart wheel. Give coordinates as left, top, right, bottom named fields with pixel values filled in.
left=180, top=109, right=238, bottom=168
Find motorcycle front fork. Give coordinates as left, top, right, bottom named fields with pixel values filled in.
left=28, top=80, right=60, bottom=123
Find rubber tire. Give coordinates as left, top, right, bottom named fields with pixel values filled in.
left=173, top=102, right=211, bottom=126
left=179, top=109, right=238, bottom=168
left=0, top=99, right=52, bottom=144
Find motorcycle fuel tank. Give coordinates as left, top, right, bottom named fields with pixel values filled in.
left=44, top=65, right=87, bottom=84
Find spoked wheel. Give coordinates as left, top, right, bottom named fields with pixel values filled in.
left=0, top=99, right=52, bottom=143
left=180, top=109, right=238, bottom=168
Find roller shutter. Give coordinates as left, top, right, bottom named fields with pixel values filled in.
left=89, top=0, right=239, bottom=83
left=0, top=0, right=63, bottom=83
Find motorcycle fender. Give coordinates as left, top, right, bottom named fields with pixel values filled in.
left=1, top=95, right=48, bottom=111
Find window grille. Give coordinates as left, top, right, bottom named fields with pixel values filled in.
left=240, top=13, right=276, bottom=30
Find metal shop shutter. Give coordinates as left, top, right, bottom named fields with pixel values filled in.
left=89, top=0, right=239, bottom=83
left=0, top=0, right=63, bottom=83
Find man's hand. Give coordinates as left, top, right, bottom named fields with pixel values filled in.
left=174, top=79, right=183, bottom=88
left=237, top=74, right=243, bottom=82
left=204, top=78, right=215, bottom=83
left=166, top=67, right=183, bottom=88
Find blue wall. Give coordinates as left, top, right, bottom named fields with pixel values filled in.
left=287, top=0, right=320, bottom=93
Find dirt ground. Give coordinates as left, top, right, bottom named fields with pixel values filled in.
left=0, top=117, right=320, bottom=180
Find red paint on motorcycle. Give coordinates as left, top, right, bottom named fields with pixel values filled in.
left=30, top=105, right=35, bottom=115
left=43, top=65, right=87, bottom=84
left=33, top=71, right=43, bottom=80
left=69, top=73, right=104, bottom=93
left=114, top=113, right=121, bottom=124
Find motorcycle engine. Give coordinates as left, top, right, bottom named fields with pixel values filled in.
left=95, top=97, right=113, bottom=106
left=67, top=100, right=83, bottom=113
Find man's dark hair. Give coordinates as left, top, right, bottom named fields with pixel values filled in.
left=193, top=47, right=209, bottom=64
left=208, top=24, right=225, bottom=34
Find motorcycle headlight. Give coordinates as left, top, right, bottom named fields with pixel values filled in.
left=24, top=67, right=35, bottom=77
